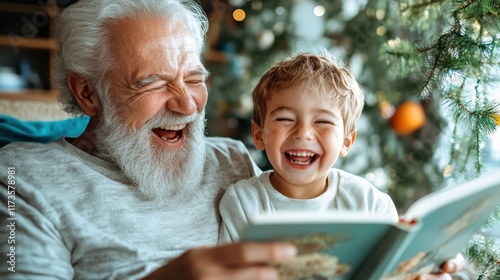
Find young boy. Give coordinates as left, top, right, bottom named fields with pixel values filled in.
left=219, top=52, right=398, bottom=243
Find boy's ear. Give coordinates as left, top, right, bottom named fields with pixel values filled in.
left=340, top=131, right=356, bottom=157
left=67, top=73, right=101, bottom=117
left=251, top=120, right=265, bottom=151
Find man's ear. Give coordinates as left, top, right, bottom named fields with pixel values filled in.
left=340, top=131, right=357, bottom=157
left=251, top=120, right=265, bottom=151
left=67, top=73, right=100, bottom=116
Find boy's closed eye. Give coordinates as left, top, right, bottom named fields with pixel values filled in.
left=275, top=118, right=294, bottom=122
left=316, top=120, right=335, bottom=125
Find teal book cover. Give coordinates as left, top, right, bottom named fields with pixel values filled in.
left=363, top=170, right=500, bottom=280
left=243, top=213, right=401, bottom=280
left=242, top=170, right=500, bottom=280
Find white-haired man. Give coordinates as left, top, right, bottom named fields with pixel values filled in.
left=0, top=0, right=464, bottom=279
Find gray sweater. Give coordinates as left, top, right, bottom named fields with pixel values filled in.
left=0, top=137, right=260, bottom=279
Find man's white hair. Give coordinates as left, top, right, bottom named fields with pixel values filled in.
left=54, top=0, right=208, bottom=115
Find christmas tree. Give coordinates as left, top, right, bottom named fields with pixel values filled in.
left=201, top=0, right=500, bottom=277
left=380, top=0, right=500, bottom=277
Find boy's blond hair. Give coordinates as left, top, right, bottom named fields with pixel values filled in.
left=252, top=52, right=365, bottom=137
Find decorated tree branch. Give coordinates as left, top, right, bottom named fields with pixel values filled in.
left=381, top=0, right=500, bottom=276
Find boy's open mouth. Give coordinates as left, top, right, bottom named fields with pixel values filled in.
left=285, top=150, right=319, bottom=165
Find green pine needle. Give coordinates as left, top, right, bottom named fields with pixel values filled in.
left=384, top=1, right=500, bottom=276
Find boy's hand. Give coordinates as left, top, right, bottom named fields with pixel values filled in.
left=416, top=253, right=466, bottom=280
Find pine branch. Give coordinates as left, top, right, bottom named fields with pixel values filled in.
left=380, top=38, right=423, bottom=78
left=466, top=234, right=500, bottom=278
left=419, top=51, right=441, bottom=99
left=402, top=0, right=445, bottom=12
left=484, top=206, right=500, bottom=229
left=456, top=0, right=479, bottom=14
left=457, top=0, right=500, bottom=19
left=382, top=1, right=500, bottom=276
left=444, top=95, right=498, bottom=137
left=398, top=0, right=452, bottom=32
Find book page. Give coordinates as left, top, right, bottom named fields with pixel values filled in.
left=384, top=171, right=500, bottom=280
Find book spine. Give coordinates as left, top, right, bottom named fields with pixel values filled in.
left=351, top=224, right=420, bottom=280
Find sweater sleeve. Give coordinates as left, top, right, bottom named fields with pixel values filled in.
left=1, top=181, right=74, bottom=279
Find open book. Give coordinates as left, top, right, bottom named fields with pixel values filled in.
left=242, top=170, right=500, bottom=280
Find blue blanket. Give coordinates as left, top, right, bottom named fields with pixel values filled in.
left=0, top=115, right=89, bottom=148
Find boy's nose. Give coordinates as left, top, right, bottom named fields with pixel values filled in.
left=293, top=124, right=314, bottom=141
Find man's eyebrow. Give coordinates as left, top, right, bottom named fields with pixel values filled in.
left=188, top=66, right=210, bottom=78
left=136, top=67, right=210, bottom=88
left=136, top=76, right=163, bottom=88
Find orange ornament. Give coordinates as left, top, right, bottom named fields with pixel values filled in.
left=493, top=113, right=500, bottom=126
left=389, top=100, right=426, bottom=135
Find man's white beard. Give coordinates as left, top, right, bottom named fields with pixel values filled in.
left=92, top=100, right=207, bottom=201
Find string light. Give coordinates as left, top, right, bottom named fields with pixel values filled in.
left=375, top=9, right=385, bottom=20
left=443, top=165, right=452, bottom=177
left=313, top=5, right=325, bottom=17
left=376, top=26, right=387, bottom=36
left=472, top=20, right=481, bottom=31
left=388, top=38, right=400, bottom=48
left=380, top=100, right=395, bottom=119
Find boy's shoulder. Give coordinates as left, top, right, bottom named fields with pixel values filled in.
left=329, top=168, right=373, bottom=186
left=224, top=171, right=273, bottom=198
left=227, top=171, right=271, bottom=190
left=329, top=168, right=390, bottom=197
left=220, top=171, right=274, bottom=212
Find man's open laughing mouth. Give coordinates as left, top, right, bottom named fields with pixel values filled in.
left=152, top=124, right=187, bottom=143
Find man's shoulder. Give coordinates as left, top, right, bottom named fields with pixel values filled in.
left=205, top=137, right=252, bottom=163
left=204, top=136, right=262, bottom=185
left=1, top=140, right=53, bottom=151
left=205, top=136, right=247, bottom=152
left=0, top=141, right=64, bottom=163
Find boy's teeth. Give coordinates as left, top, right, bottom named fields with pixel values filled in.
left=287, top=151, right=315, bottom=157
left=290, top=159, right=312, bottom=165
left=160, top=124, right=186, bottom=131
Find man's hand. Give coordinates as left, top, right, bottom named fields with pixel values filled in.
left=143, top=242, right=297, bottom=280
left=415, top=253, right=466, bottom=280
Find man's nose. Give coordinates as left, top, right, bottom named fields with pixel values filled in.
left=165, top=83, right=197, bottom=116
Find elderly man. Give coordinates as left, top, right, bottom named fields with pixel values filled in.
left=0, top=0, right=464, bottom=279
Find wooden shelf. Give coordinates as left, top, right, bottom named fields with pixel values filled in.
left=0, top=0, right=61, bottom=103
left=204, top=50, right=229, bottom=63
left=0, top=3, right=60, bottom=15
left=0, top=35, right=57, bottom=50
left=0, top=89, right=58, bottom=102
